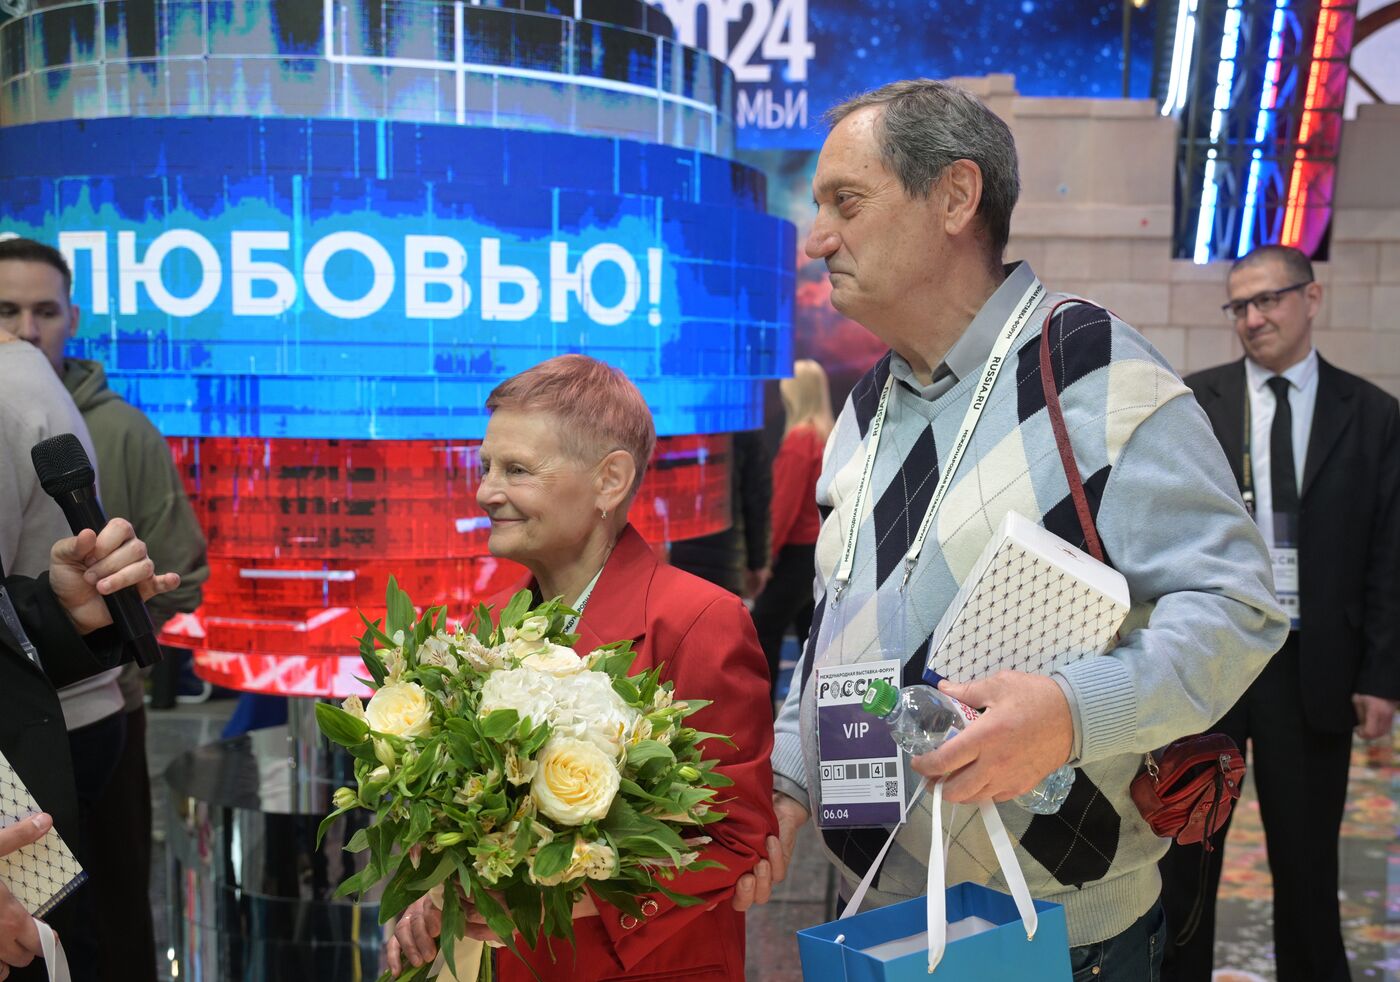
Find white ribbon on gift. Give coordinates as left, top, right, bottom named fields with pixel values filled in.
left=838, top=778, right=1038, bottom=974
left=36, top=920, right=70, bottom=982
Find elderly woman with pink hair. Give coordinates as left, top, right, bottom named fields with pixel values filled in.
left=388, top=354, right=778, bottom=981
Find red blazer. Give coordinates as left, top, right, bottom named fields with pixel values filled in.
left=498, top=525, right=778, bottom=981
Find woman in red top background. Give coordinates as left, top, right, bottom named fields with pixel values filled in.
left=749, top=359, right=834, bottom=706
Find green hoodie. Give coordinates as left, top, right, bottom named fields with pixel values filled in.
left=63, top=358, right=209, bottom=709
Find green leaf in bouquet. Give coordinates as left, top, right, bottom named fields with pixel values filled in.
left=543, top=881, right=578, bottom=946
left=652, top=880, right=708, bottom=909
left=403, top=744, right=440, bottom=788
left=517, top=719, right=552, bottom=757
left=617, top=778, right=674, bottom=809
left=591, top=645, right=638, bottom=679
left=498, top=590, right=533, bottom=631
left=413, top=611, right=434, bottom=646
left=406, top=801, right=432, bottom=845
left=696, top=761, right=735, bottom=788
left=503, top=879, right=545, bottom=949
left=480, top=708, right=521, bottom=741
left=439, top=871, right=462, bottom=969
left=674, top=727, right=735, bottom=751
left=332, top=863, right=377, bottom=899
left=530, top=835, right=577, bottom=881
left=625, top=740, right=676, bottom=769
left=586, top=878, right=645, bottom=919
left=472, top=602, right=496, bottom=644
left=463, top=874, right=523, bottom=961
left=315, top=804, right=356, bottom=850
left=345, top=827, right=371, bottom=854
left=378, top=856, right=424, bottom=924
left=356, top=613, right=392, bottom=685
left=315, top=702, right=370, bottom=748
left=610, top=676, right=641, bottom=704
left=385, top=576, right=417, bottom=638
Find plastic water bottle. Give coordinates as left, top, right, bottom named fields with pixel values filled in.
left=861, top=678, right=1075, bottom=815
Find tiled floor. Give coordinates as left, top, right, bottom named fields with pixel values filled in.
left=145, top=695, right=1400, bottom=981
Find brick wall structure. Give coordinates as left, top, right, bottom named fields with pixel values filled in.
left=955, top=75, right=1400, bottom=399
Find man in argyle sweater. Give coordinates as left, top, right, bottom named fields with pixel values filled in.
left=760, top=81, right=1289, bottom=979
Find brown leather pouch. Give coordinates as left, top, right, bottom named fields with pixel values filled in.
left=1129, top=733, right=1245, bottom=849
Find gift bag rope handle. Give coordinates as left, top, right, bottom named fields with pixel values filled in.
left=37, top=920, right=70, bottom=982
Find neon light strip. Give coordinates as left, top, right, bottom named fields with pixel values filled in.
left=1193, top=0, right=1243, bottom=263
left=1162, top=0, right=1199, bottom=116
left=1238, top=0, right=1290, bottom=256
left=238, top=568, right=357, bottom=582
left=1282, top=0, right=1343, bottom=245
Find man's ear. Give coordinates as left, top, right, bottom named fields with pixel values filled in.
left=69, top=304, right=81, bottom=341
left=1304, top=282, right=1323, bottom=322
left=940, top=159, right=984, bottom=239
left=596, top=449, right=637, bottom=514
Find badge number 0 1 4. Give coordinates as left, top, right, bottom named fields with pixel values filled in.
left=815, top=659, right=905, bottom=828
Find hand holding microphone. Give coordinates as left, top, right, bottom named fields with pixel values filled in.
left=30, top=433, right=178, bottom=665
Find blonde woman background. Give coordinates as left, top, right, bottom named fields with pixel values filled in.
left=749, top=359, right=834, bottom=706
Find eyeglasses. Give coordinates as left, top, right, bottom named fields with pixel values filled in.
left=1221, top=281, right=1312, bottom=320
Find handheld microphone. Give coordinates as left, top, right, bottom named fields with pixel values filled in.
left=30, top=433, right=164, bottom=667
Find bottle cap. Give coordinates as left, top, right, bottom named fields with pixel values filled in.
left=862, top=678, right=898, bottom=717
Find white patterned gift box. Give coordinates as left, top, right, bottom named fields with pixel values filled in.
left=0, top=752, right=86, bottom=918
left=924, top=511, right=1130, bottom=685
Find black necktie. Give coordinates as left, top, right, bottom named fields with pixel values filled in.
left=1266, top=376, right=1299, bottom=516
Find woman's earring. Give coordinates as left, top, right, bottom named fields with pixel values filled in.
left=600, top=507, right=608, bottom=520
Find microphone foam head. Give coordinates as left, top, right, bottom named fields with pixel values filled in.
left=31, top=433, right=96, bottom=497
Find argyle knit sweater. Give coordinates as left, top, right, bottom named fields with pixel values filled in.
left=771, top=273, right=1288, bottom=947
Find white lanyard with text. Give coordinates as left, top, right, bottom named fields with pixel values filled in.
left=831, top=278, right=1047, bottom=603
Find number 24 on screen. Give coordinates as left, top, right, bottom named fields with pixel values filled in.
left=651, top=0, right=816, bottom=83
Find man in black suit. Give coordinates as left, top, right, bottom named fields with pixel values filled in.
left=0, top=518, right=179, bottom=980
left=1161, top=245, right=1400, bottom=982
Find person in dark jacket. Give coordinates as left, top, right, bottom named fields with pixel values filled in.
left=1, top=237, right=210, bottom=982
left=1161, top=245, right=1400, bottom=982
left=668, top=430, right=772, bottom=597
left=0, top=519, right=179, bottom=981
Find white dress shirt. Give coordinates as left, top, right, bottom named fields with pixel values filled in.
left=1244, top=348, right=1319, bottom=549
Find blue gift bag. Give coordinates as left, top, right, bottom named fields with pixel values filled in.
left=798, top=781, right=1072, bottom=981
left=796, top=882, right=1071, bottom=982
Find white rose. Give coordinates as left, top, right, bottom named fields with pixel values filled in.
left=506, top=636, right=550, bottom=663
left=517, top=615, right=551, bottom=642
left=364, top=682, right=433, bottom=738
left=550, top=671, right=639, bottom=758
left=520, top=642, right=587, bottom=678
left=478, top=667, right=558, bottom=729
left=530, top=737, right=620, bottom=826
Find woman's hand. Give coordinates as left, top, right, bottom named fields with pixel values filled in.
left=388, top=895, right=444, bottom=976
left=386, top=888, right=607, bottom=975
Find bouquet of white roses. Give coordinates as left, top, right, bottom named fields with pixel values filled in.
left=316, top=579, right=733, bottom=982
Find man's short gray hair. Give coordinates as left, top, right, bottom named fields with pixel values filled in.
left=825, top=79, right=1020, bottom=260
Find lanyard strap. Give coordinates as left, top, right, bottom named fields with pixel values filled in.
left=562, top=566, right=604, bottom=634
left=1240, top=388, right=1255, bottom=517
left=832, top=279, right=1046, bottom=601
